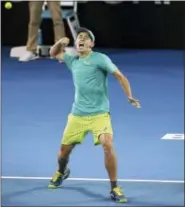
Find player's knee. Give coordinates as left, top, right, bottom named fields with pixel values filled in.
left=59, top=144, right=74, bottom=158
left=99, top=134, right=114, bottom=156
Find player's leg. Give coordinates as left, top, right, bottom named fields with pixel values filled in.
left=48, top=144, right=74, bottom=189
left=91, top=113, right=127, bottom=203
left=57, top=144, right=74, bottom=176
left=98, top=133, right=117, bottom=186
left=48, top=114, right=88, bottom=188
left=99, top=133, right=127, bottom=202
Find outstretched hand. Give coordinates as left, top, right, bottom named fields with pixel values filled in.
left=128, top=97, right=141, bottom=108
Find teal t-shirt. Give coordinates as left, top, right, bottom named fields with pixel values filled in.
left=63, top=51, right=118, bottom=116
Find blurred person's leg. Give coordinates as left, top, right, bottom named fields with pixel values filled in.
left=19, top=1, right=43, bottom=61
left=47, top=1, right=66, bottom=42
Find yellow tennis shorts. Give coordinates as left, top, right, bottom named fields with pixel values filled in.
left=61, top=112, right=113, bottom=145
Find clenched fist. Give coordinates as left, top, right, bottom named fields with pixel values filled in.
left=59, top=37, right=70, bottom=47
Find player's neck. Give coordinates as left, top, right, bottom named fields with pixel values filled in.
left=78, top=50, right=92, bottom=58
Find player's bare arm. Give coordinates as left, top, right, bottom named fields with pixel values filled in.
left=113, top=69, right=141, bottom=108
left=50, top=37, right=70, bottom=60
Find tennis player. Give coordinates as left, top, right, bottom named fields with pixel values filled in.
left=48, top=27, right=141, bottom=203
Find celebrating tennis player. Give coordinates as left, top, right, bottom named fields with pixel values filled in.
left=48, top=27, right=141, bottom=203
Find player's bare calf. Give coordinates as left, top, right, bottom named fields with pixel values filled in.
left=99, top=133, right=127, bottom=202
left=48, top=144, right=73, bottom=189
left=99, top=133, right=117, bottom=182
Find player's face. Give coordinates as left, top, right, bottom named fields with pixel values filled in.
left=76, top=32, right=94, bottom=52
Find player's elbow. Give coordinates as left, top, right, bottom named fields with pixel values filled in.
left=113, top=70, right=125, bottom=81
left=49, top=48, right=56, bottom=58
left=49, top=46, right=62, bottom=58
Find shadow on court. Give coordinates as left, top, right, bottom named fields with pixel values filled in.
left=2, top=179, right=184, bottom=206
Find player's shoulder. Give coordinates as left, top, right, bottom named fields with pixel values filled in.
left=64, top=52, right=78, bottom=62
left=92, top=51, right=109, bottom=61
left=64, top=52, right=78, bottom=59
left=92, top=51, right=108, bottom=57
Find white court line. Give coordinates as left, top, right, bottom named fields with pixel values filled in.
left=1, top=176, right=184, bottom=183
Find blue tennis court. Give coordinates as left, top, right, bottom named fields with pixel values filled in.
left=1, top=48, right=184, bottom=206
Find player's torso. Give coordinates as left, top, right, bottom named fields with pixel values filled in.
left=70, top=52, right=110, bottom=115
left=71, top=52, right=107, bottom=93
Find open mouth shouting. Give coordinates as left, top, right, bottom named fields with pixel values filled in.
left=79, top=42, right=85, bottom=48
